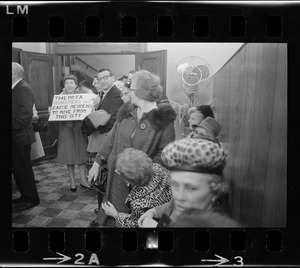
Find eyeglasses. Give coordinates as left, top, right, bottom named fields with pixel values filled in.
left=98, top=75, right=111, bottom=82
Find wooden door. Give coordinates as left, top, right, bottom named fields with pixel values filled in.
left=135, top=50, right=167, bottom=101
left=12, top=47, right=22, bottom=63
left=22, top=51, right=59, bottom=159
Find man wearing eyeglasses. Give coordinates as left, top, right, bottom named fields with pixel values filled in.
left=85, top=68, right=123, bottom=211
left=96, top=68, right=123, bottom=130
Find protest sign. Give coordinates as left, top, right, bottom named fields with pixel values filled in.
left=48, top=94, right=95, bottom=121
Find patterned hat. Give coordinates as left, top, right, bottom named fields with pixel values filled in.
left=161, top=138, right=229, bottom=175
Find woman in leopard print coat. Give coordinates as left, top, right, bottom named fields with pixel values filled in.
left=101, top=148, right=172, bottom=227
left=138, top=138, right=232, bottom=228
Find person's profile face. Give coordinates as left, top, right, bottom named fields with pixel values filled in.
left=129, top=79, right=138, bottom=105
left=121, top=88, right=131, bottom=103
left=195, top=127, right=211, bottom=137
left=12, top=71, right=17, bottom=84
left=128, top=73, right=133, bottom=83
left=64, top=79, right=76, bottom=93
left=170, top=171, right=213, bottom=214
left=188, top=111, right=204, bottom=130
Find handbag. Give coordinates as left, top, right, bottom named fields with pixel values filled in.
left=91, top=163, right=108, bottom=194
left=32, top=120, right=48, bottom=132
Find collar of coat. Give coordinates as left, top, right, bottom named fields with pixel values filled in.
left=117, top=101, right=176, bottom=130
left=125, top=163, right=172, bottom=205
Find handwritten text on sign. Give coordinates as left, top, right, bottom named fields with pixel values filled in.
left=49, top=94, right=94, bottom=121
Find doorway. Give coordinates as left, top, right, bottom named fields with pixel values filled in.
left=58, top=49, right=167, bottom=100
left=13, top=48, right=59, bottom=160
left=13, top=44, right=168, bottom=159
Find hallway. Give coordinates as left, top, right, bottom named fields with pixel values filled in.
left=12, top=159, right=98, bottom=228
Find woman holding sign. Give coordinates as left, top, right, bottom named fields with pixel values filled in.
left=52, top=75, right=90, bottom=191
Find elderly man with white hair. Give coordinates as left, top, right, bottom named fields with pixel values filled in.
left=12, top=62, right=40, bottom=212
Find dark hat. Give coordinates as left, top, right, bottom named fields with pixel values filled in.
left=198, top=117, right=221, bottom=137
left=161, top=138, right=229, bottom=175
left=63, top=75, right=78, bottom=85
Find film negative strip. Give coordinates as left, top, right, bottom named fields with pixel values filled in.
left=1, top=0, right=300, bottom=266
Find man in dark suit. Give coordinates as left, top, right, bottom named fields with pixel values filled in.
left=96, top=68, right=124, bottom=137
left=12, top=62, right=40, bottom=211
left=85, top=68, right=123, bottom=214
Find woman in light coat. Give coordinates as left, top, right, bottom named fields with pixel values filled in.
left=31, top=103, right=45, bottom=161
left=88, top=70, right=176, bottom=227
left=53, top=75, right=90, bottom=191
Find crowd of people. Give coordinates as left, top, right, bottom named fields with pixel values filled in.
left=12, top=61, right=242, bottom=228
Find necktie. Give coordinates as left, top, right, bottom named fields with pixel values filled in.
left=99, top=91, right=104, bottom=102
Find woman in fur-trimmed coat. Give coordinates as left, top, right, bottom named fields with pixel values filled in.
left=88, top=70, right=176, bottom=227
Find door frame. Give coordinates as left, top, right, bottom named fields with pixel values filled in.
left=20, top=50, right=60, bottom=159
left=135, top=49, right=167, bottom=100
left=56, top=50, right=167, bottom=101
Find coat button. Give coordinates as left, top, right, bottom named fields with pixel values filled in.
left=140, top=123, right=146, bottom=130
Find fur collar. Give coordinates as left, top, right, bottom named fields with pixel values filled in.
left=117, top=102, right=176, bottom=130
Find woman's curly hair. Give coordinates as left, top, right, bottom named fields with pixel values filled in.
left=116, top=148, right=154, bottom=186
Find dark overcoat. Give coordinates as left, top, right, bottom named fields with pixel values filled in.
left=12, top=79, right=35, bottom=145
left=85, top=85, right=123, bottom=153
left=95, top=102, right=176, bottom=226
left=12, top=78, right=39, bottom=202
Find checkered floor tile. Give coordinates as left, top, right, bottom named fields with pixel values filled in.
left=12, top=159, right=98, bottom=228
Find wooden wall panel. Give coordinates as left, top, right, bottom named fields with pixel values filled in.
left=212, top=43, right=287, bottom=227
left=262, top=44, right=287, bottom=227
